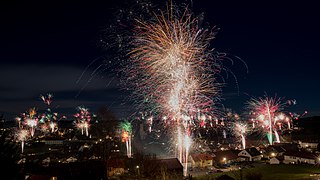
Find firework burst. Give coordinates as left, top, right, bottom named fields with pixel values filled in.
left=128, top=6, right=220, bottom=115
left=23, top=107, right=39, bottom=137
left=16, top=129, right=29, bottom=153
left=119, top=120, right=133, bottom=158
left=97, top=1, right=243, bottom=176
left=74, top=106, right=92, bottom=137
left=40, top=93, right=53, bottom=106
left=247, top=95, right=294, bottom=145
left=125, top=3, right=224, bottom=176
left=234, top=123, right=247, bottom=149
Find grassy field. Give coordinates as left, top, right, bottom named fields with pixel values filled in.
left=194, top=164, right=320, bottom=180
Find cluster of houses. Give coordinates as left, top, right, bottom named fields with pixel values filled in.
left=267, top=143, right=319, bottom=165
left=189, top=142, right=320, bottom=169
left=190, top=147, right=262, bottom=168
left=97, top=143, right=320, bottom=177
left=17, top=141, right=320, bottom=179
left=104, top=142, right=320, bottom=179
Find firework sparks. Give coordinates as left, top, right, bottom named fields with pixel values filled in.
left=38, top=94, right=60, bottom=133
left=29, top=107, right=36, bottom=119
left=25, top=108, right=38, bottom=137
left=15, top=117, right=22, bottom=128
left=234, top=123, right=247, bottom=149
left=247, top=95, right=294, bottom=145
left=119, top=120, right=132, bottom=158
left=124, top=3, right=225, bottom=176
left=74, top=106, right=92, bottom=136
left=49, top=122, right=57, bottom=133
left=26, top=118, right=37, bottom=137
left=40, top=93, right=53, bottom=106
left=183, top=134, right=192, bottom=176
left=17, top=129, right=28, bottom=153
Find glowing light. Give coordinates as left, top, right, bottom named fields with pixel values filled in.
left=235, top=123, right=247, bottom=149
left=125, top=3, right=223, bottom=175
left=258, top=114, right=265, bottom=121
left=278, top=113, right=285, bottom=120
left=183, top=135, right=192, bottom=177
left=17, top=129, right=28, bottom=153
left=26, top=118, right=37, bottom=137
left=120, top=120, right=132, bottom=158
left=247, top=95, right=295, bottom=145
left=74, top=106, right=92, bottom=136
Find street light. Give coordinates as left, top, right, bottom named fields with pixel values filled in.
left=223, top=157, right=227, bottom=164
left=136, top=165, right=140, bottom=177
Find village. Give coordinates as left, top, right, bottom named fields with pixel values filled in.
left=1, top=115, right=320, bottom=179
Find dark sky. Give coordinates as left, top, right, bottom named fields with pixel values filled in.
left=0, top=0, right=319, bottom=120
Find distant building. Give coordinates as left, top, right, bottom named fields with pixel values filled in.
left=263, top=143, right=300, bottom=158
left=213, top=150, right=240, bottom=165
left=265, top=145, right=286, bottom=158
left=283, top=151, right=316, bottom=164
left=41, top=140, right=64, bottom=145
left=190, top=153, right=214, bottom=168
left=298, top=141, right=318, bottom=150
left=269, top=157, right=281, bottom=164
left=238, top=147, right=262, bottom=161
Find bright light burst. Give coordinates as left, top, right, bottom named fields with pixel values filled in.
left=16, top=129, right=28, bottom=153
left=40, top=93, right=53, bottom=106
left=25, top=116, right=38, bottom=137
left=126, top=3, right=223, bottom=175
left=74, top=106, right=92, bottom=137
left=39, top=93, right=59, bottom=133
left=234, top=123, right=247, bottom=149
left=119, top=120, right=133, bottom=158
left=128, top=6, right=220, bottom=116
left=247, top=95, right=292, bottom=145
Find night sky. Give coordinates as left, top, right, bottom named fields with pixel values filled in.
left=1, top=0, right=319, bottom=120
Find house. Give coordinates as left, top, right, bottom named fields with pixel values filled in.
left=238, top=147, right=262, bottom=161
left=283, top=151, right=316, bottom=164
left=40, top=136, right=65, bottom=145
left=298, top=141, right=318, bottom=150
left=190, top=153, right=214, bottom=168
left=213, top=150, right=240, bottom=165
left=265, top=145, right=286, bottom=158
left=264, top=143, right=300, bottom=158
left=269, top=157, right=281, bottom=164
left=218, top=143, right=232, bottom=151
